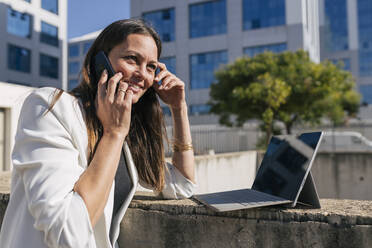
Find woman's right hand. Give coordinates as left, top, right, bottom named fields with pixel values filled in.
left=96, top=70, right=133, bottom=139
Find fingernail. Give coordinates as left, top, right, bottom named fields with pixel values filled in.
left=103, top=69, right=107, bottom=76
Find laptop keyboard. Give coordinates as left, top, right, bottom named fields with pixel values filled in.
left=227, top=189, right=289, bottom=206
left=198, top=189, right=290, bottom=207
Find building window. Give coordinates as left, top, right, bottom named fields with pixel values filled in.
left=324, top=0, right=349, bottom=52
left=69, top=61, right=79, bottom=75
left=7, top=8, right=32, bottom=38
left=243, top=43, right=287, bottom=57
left=68, top=79, right=79, bottom=91
left=359, top=53, right=372, bottom=76
left=330, top=58, right=351, bottom=71
left=360, top=85, right=372, bottom=104
left=190, top=50, right=227, bottom=89
left=69, top=44, right=79, bottom=57
left=8, top=44, right=31, bottom=73
left=358, top=0, right=372, bottom=76
left=143, top=8, right=175, bottom=42
left=40, top=54, right=58, bottom=79
left=159, top=57, right=176, bottom=74
left=189, top=0, right=227, bottom=38
left=42, top=0, right=58, bottom=14
left=190, top=104, right=211, bottom=115
left=40, top=21, right=58, bottom=47
left=243, top=0, right=285, bottom=30
left=83, top=41, right=92, bottom=54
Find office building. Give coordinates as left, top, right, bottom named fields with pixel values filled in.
left=131, top=0, right=320, bottom=124
left=319, top=0, right=372, bottom=112
left=68, top=30, right=100, bottom=90
left=0, top=0, right=67, bottom=89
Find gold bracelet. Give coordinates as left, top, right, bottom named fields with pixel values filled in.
left=172, top=140, right=193, bottom=152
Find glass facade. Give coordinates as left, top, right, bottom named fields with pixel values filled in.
left=69, top=44, right=79, bottom=57
left=358, top=0, right=372, bottom=76
left=189, top=0, right=226, bottom=38
left=69, top=61, right=79, bottom=75
left=243, top=43, right=287, bottom=57
left=8, top=44, right=31, bottom=73
left=243, top=0, right=285, bottom=30
left=159, top=57, right=176, bottom=74
left=40, top=54, right=58, bottom=79
left=42, top=0, right=58, bottom=14
left=190, top=50, right=227, bottom=89
left=40, top=21, right=58, bottom=47
left=330, top=58, right=351, bottom=71
left=360, top=85, right=372, bottom=104
left=324, top=0, right=349, bottom=51
left=190, top=104, right=211, bottom=115
left=83, top=41, right=93, bottom=54
left=7, top=8, right=32, bottom=38
left=68, top=79, right=79, bottom=91
left=143, top=8, right=175, bottom=42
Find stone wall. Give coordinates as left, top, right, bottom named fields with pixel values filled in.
left=256, top=151, right=372, bottom=201
left=193, top=151, right=257, bottom=194
left=312, top=152, right=372, bottom=200
left=120, top=192, right=372, bottom=248
left=0, top=191, right=371, bottom=248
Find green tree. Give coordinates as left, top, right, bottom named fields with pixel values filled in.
left=209, top=50, right=361, bottom=145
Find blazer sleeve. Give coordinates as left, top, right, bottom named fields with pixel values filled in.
left=159, top=162, right=196, bottom=199
left=12, top=90, right=93, bottom=248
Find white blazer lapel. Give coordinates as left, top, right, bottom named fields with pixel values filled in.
left=109, top=142, right=138, bottom=246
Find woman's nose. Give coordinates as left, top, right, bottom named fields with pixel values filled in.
left=133, top=65, right=146, bottom=80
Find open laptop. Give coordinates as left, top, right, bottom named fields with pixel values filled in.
left=193, top=132, right=323, bottom=212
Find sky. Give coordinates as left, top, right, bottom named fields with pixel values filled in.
left=68, top=0, right=130, bottom=39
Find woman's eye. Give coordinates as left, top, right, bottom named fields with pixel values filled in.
left=125, top=56, right=137, bottom=62
left=147, top=64, right=157, bottom=71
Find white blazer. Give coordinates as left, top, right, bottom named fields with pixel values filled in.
left=0, top=88, right=195, bottom=248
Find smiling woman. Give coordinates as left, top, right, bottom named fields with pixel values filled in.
left=0, top=19, right=195, bottom=248
left=107, top=33, right=158, bottom=103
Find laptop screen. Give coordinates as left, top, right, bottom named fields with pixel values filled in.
left=252, top=132, right=322, bottom=201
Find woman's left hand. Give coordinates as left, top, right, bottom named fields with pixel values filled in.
left=153, top=63, right=186, bottom=109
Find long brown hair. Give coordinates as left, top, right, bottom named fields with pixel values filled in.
left=63, top=19, right=166, bottom=191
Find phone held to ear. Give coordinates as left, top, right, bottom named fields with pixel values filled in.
left=155, top=67, right=162, bottom=85
left=94, top=51, right=116, bottom=80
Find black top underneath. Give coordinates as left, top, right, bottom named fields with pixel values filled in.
left=110, top=149, right=133, bottom=244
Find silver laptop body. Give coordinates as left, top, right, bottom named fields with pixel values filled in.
left=194, top=132, right=323, bottom=212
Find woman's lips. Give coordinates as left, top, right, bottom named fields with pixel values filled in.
left=127, top=82, right=142, bottom=94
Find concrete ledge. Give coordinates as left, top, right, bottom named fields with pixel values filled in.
left=119, top=192, right=372, bottom=248
left=0, top=191, right=371, bottom=247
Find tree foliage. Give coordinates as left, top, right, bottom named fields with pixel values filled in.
left=209, top=50, right=361, bottom=145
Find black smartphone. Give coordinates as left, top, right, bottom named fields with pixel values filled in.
left=93, top=51, right=116, bottom=81
left=155, top=67, right=162, bottom=85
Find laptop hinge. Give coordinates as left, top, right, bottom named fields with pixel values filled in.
left=297, top=171, right=321, bottom=208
